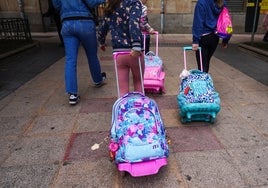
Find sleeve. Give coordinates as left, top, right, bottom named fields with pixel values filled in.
left=192, top=3, right=205, bottom=44
left=52, top=0, right=61, bottom=11
left=97, top=18, right=109, bottom=45
left=140, top=5, right=153, bottom=32
left=129, top=0, right=142, bottom=51
left=84, top=0, right=106, bottom=8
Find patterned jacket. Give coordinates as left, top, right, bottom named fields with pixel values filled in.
left=98, top=0, right=143, bottom=52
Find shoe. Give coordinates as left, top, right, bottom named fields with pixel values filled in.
left=94, top=72, right=106, bottom=88
left=69, top=94, right=80, bottom=105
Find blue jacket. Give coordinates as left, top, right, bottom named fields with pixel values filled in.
left=52, top=0, right=105, bottom=22
left=192, top=0, right=226, bottom=44
left=97, top=0, right=143, bottom=52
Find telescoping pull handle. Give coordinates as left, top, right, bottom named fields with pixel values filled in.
left=182, top=46, right=203, bottom=72
left=143, top=31, right=159, bottom=56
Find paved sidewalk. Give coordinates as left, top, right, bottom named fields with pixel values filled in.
left=0, top=33, right=268, bottom=188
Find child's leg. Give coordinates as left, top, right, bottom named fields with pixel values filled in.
left=116, top=55, right=130, bottom=97
left=130, top=54, right=145, bottom=93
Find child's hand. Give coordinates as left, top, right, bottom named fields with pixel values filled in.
left=149, top=28, right=155, bottom=34
left=192, top=43, right=199, bottom=51
left=130, top=50, right=141, bottom=57
left=100, top=44, right=106, bottom=51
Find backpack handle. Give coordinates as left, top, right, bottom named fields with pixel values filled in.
left=183, top=46, right=203, bottom=72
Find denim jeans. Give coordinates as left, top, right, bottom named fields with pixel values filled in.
left=61, top=19, right=103, bottom=94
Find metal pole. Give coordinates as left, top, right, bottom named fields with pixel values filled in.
left=38, top=0, right=46, bottom=32
left=251, top=0, right=259, bottom=44
left=17, top=0, right=25, bottom=19
left=160, top=0, right=164, bottom=34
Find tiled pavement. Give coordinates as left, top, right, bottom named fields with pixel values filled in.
left=0, top=33, right=268, bottom=188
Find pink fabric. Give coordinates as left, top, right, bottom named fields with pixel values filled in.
left=116, top=54, right=145, bottom=97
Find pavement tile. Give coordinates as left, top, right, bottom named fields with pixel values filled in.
left=63, top=131, right=109, bottom=162
left=0, top=33, right=268, bottom=188
left=3, top=135, right=69, bottom=167
left=167, top=126, right=223, bottom=153
left=211, top=106, right=268, bottom=149
left=0, top=164, right=59, bottom=188
left=227, top=146, right=268, bottom=186
left=53, top=159, right=117, bottom=188
left=74, top=112, right=112, bottom=133
left=160, top=109, right=182, bottom=128
left=99, top=55, right=113, bottom=61
left=80, top=98, right=115, bottom=113
left=150, top=95, right=178, bottom=110
left=25, top=114, right=77, bottom=136
left=0, top=137, right=17, bottom=164
left=175, top=151, right=245, bottom=188
left=0, top=116, right=31, bottom=137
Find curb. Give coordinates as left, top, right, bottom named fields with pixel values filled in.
left=238, top=43, right=268, bottom=61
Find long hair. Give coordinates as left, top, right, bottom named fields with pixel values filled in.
left=215, top=0, right=224, bottom=8
left=104, top=0, right=122, bottom=16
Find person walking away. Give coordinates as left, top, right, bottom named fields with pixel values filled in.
left=43, top=0, right=63, bottom=46
left=140, top=0, right=155, bottom=54
left=192, top=0, right=229, bottom=73
left=98, top=0, right=144, bottom=97
left=262, top=13, right=268, bottom=42
left=53, top=0, right=106, bottom=105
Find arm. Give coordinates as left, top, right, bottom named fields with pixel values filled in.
left=52, top=0, right=61, bottom=11
left=84, top=0, right=106, bottom=8
left=97, top=18, right=109, bottom=51
left=129, top=0, right=143, bottom=54
left=192, top=2, right=205, bottom=50
left=140, top=5, right=154, bottom=33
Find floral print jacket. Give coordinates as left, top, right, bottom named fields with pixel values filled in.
left=97, top=0, right=143, bottom=52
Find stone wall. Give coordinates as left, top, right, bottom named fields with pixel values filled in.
left=0, top=0, right=266, bottom=34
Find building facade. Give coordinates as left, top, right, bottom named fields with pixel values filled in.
left=0, top=0, right=266, bottom=34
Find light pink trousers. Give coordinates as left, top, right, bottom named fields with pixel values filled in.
left=116, top=53, right=145, bottom=97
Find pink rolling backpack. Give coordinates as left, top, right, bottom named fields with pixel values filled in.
left=143, top=31, right=165, bottom=94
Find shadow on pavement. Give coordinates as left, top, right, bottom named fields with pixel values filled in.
left=0, top=37, right=65, bottom=100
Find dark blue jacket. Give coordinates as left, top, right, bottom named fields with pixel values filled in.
left=192, top=0, right=226, bottom=44
left=52, top=0, right=105, bottom=22
left=98, top=0, right=143, bottom=52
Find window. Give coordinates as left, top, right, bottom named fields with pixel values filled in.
left=226, top=0, right=246, bottom=12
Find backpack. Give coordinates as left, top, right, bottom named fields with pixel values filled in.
left=143, top=51, right=165, bottom=93
left=216, top=7, right=233, bottom=40
left=109, top=92, right=169, bottom=163
left=144, top=51, right=164, bottom=80
left=178, top=70, right=220, bottom=105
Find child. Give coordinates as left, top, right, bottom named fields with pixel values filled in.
left=192, top=0, right=227, bottom=73
left=98, top=0, right=144, bottom=97
left=140, top=0, right=155, bottom=54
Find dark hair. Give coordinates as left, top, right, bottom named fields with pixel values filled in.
left=215, top=0, right=224, bottom=8
left=104, top=0, right=122, bottom=15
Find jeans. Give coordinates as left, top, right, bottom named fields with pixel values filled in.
left=61, top=19, right=103, bottom=94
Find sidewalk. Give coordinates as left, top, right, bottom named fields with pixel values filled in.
left=0, top=33, right=268, bottom=188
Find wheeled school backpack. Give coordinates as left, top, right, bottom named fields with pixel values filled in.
left=110, top=91, right=169, bottom=163
left=143, top=31, right=165, bottom=94
left=110, top=52, right=169, bottom=177
left=177, top=47, right=221, bottom=123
